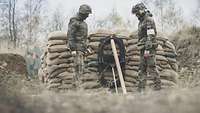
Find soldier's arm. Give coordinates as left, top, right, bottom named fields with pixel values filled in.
left=67, top=19, right=80, bottom=51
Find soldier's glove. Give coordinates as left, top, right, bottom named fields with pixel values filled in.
left=82, top=46, right=93, bottom=56
left=144, top=50, right=150, bottom=59
left=71, top=51, right=77, bottom=56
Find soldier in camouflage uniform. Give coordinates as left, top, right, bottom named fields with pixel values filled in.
left=67, top=4, right=92, bottom=85
left=131, top=3, right=161, bottom=91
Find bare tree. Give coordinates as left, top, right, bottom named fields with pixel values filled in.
left=192, top=1, right=200, bottom=26
left=22, top=0, right=46, bottom=45
left=0, top=0, right=17, bottom=48
left=51, top=8, right=64, bottom=31
left=151, top=0, right=184, bottom=33
left=11, top=0, right=17, bottom=47
left=95, top=8, right=124, bottom=30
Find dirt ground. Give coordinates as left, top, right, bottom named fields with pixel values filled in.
left=1, top=70, right=200, bottom=113
left=1, top=66, right=200, bottom=112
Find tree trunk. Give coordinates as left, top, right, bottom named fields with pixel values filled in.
left=12, top=0, right=17, bottom=48
left=8, top=0, right=13, bottom=43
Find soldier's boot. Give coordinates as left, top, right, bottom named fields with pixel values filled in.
left=137, top=71, right=147, bottom=93
left=151, top=70, right=161, bottom=91
left=153, top=77, right=161, bottom=91
left=148, top=64, right=161, bottom=91
left=73, top=65, right=80, bottom=88
left=138, top=80, right=146, bottom=93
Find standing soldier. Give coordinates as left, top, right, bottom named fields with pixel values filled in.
left=131, top=3, right=161, bottom=92
left=67, top=4, right=92, bottom=86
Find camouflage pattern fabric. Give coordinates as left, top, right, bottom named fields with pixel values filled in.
left=72, top=51, right=84, bottom=87
left=67, top=5, right=91, bottom=86
left=67, top=14, right=88, bottom=52
left=136, top=11, right=161, bottom=91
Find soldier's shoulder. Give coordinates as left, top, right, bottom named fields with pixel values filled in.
left=145, top=15, right=154, bottom=22
left=69, top=16, right=81, bottom=26
left=70, top=16, right=79, bottom=22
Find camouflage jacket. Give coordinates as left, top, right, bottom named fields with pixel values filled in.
left=137, top=13, right=157, bottom=50
left=67, top=14, right=88, bottom=51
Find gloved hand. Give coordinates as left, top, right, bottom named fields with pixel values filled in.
left=144, top=50, right=150, bottom=59
left=82, top=46, right=93, bottom=56
left=71, top=51, right=77, bottom=56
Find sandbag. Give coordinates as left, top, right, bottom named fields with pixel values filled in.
left=47, top=52, right=60, bottom=60
left=81, top=81, right=101, bottom=89
left=164, top=52, right=177, bottom=58
left=49, top=78, right=62, bottom=84
left=81, top=73, right=99, bottom=81
left=126, top=45, right=138, bottom=52
left=48, top=40, right=66, bottom=47
left=48, top=31, right=67, bottom=41
left=48, top=45, right=69, bottom=53
left=127, top=55, right=140, bottom=62
left=125, top=70, right=138, bottom=78
left=159, top=64, right=172, bottom=70
left=124, top=76, right=137, bottom=83
left=47, top=58, right=73, bottom=66
left=156, top=44, right=164, bottom=51
left=47, top=83, right=61, bottom=89
left=57, top=72, right=74, bottom=80
left=47, top=64, right=69, bottom=75
left=127, top=61, right=140, bottom=66
left=127, top=39, right=138, bottom=45
left=156, top=55, right=168, bottom=62
left=125, top=65, right=139, bottom=71
left=125, top=81, right=135, bottom=87
left=49, top=68, right=67, bottom=78
left=160, top=69, right=179, bottom=83
left=167, top=57, right=177, bottom=63
left=165, top=41, right=176, bottom=50
left=126, top=50, right=140, bottom=56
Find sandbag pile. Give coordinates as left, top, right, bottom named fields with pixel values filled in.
left=87, top=33, right=179, bottom=92
left=39, top=31, right=101, bottom=90
left=39, top=32, right=179, bottom=92
left=39, top=31, right=75, bottom=90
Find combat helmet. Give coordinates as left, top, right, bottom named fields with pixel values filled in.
left=132, top=3, right=147, bottom=14
left=79, top=4, right=92, bottom=14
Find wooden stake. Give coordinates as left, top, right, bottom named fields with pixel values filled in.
left=111, top=66, right=118, bottom=94
left=111, top=39, right=127, bottom=94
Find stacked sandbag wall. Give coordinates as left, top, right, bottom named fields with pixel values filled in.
left=87, top=33, right=179, bottom=92
left=39, top=31, right=100, bottom=90
left=39, top=31, right=74, bottom=90
left=39, top=32, right=179, bottom=92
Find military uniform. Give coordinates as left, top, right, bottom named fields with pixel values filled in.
left=67, top=4, right=92, bottom=86
left=132, top=3, right=161, bottom=91
left=67, top=16, right=88, bottom=52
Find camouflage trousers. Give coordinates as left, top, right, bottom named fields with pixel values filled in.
left=73, top=51, right=84, bottom=86
left=138, top=49, right=161, bottom=91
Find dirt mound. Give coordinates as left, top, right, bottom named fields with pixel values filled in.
left=171, top=26, right=200, bottom=69
left=170, top=27, right=200, bottom=88
left=0, top=53, right=28, bottom=79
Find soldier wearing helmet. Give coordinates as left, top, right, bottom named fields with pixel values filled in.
left=131, top=3, right=161, bottom=92
left=67, top=4, right=92, bottom=86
